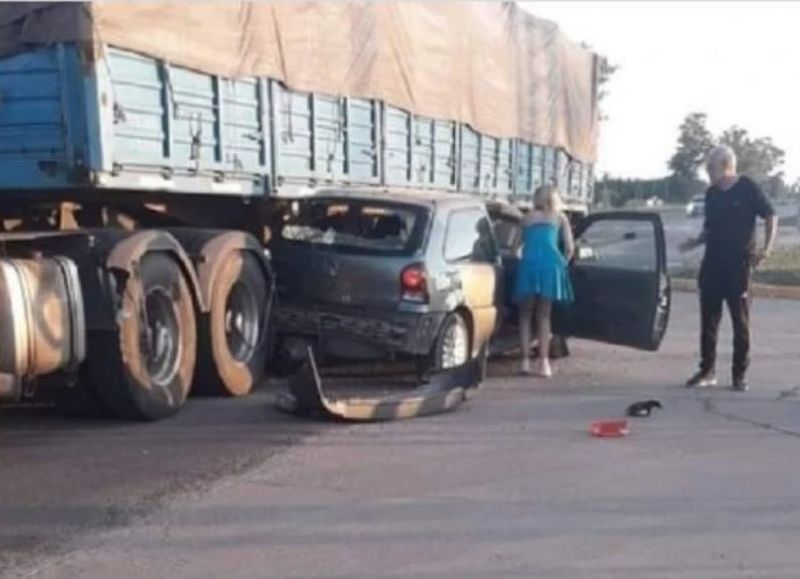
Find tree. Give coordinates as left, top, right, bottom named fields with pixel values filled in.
left=668, top=112, right=715, bottom=180
left=718, top=126, right=785, bottom=185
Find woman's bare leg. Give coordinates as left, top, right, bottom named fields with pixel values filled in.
left=535, top=298, right=553, bottom=377
left=518, top=298, right=535, bottom=374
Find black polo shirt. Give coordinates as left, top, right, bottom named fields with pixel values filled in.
left=701, top=175, right=774, bottom=288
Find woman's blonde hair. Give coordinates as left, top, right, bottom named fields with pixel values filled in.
left=533, top=184, right=563, bottom=213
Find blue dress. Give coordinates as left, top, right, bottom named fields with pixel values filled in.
left=513, top=221, right=574, bottom=303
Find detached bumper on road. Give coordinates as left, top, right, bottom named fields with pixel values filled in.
left=276, top=345, right=484, bottom=421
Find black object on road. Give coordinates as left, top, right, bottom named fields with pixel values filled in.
left=626, top=399, right=663, bottom=418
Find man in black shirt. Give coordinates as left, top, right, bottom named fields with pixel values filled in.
left=680, top=145, right=778, bottom=391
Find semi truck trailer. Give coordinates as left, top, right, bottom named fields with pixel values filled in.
left=0, top=2, right=599, bottom=420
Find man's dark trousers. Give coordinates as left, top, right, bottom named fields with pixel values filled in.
left=699, top=266, right=751, bottom=378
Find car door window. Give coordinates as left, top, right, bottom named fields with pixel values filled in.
left=575, top=219, right=656, bottom=272
left=445, top=209, right=498, bottom=263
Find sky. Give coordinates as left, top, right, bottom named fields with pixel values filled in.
left=520, top=1, right=800, bottom=182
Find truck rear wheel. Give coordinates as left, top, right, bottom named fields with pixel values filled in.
left=195, top=251, right=269, bottom=397
left=89, top=253, right=196, bottom=421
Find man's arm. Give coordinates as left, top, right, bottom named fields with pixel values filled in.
left=751, top=180, right=778, bottom=267
left=679, top=227, right=707, bottom=253
left=753, top=215, right=778, bottom=267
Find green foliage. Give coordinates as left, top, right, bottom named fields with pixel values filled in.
left=719, top=126, right=786, bottom=185
left=668, top=113, right=715, bottom=180
left=668, top=112, right=789, bottom=199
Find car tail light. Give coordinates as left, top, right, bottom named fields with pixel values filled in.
left=401, top=264, right=428, bottom=303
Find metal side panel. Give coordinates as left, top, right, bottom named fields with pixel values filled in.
left=275, top=84, right=314, bottom=182
left=543, top=146, right=556, bottom=187
left=531, top=145, right=544, bottom=192
left=100, top=47, right=269, bottom=195
left=515, top=141, right=532, bottom=198
left=432, top=120, right=456, bottom=190
left=347, top=98, right=379, bottom=184
left=555, top=148, right=569, bottom=193
left=411, top=115, right=434, bottom=187
left=495, top=138, right=513, bottom=197
left=106, top=48, right=168, bottom=167
left=383, top=104, right=411, bottom=187
left=221, top=77, right=268, bottom=174
left=479, top=134, right=499, bottom=195
left=459, top=125, right=480, bottom=194
left=0, top=45, right=87, bottom=190
left=569, top=160, right=583, bottom=201
left=312, top=93, right=343, bottom=181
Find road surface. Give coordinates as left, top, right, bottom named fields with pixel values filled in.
left=3, top=292, right=800, bottom=578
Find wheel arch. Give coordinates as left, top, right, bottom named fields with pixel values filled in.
left=105, top=230, right=205, bottom=312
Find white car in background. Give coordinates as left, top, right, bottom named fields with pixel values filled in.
left=686, top=195, right=705, bottom=218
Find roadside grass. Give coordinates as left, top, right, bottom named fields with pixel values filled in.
left=673, top=246, right=800, bottom=287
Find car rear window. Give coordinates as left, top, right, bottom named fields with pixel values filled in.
left=279, top=198, right=428, bottom=255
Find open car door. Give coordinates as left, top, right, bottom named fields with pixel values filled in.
left=554, top=211, right=670, bottom=351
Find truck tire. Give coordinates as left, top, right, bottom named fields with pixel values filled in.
left=195, top=251, right=269, bottom=397
left=88, top=253, right=197, bottom=421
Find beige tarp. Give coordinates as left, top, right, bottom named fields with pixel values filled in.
left=0, top=2, right=599, bottom=162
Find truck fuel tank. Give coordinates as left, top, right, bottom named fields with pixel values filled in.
left=0, top=257, right=85, bottom=401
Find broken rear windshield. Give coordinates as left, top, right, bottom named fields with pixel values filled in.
left=279, top=199, right=428, bottom=255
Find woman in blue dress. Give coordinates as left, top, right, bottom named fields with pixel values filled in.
left=514, top=185, right=575, bottom=377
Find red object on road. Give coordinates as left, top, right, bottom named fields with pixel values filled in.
left=589, top=420, right=630, bottom=437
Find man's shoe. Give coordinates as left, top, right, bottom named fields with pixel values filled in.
left=686, top=371, right=717, bottom=388
left=732, top=375, right=749, bottom=392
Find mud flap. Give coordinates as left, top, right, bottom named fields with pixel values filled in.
left=276, top=346, right=485, bottom=421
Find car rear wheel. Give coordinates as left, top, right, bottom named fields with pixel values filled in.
left=433, top=312, right=471, bottom=370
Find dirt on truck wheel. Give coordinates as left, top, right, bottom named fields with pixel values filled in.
left=195, top=251, right=270, bottom=397
left=87, top=253, right=197, bottom=421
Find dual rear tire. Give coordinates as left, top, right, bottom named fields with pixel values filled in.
left=79, top=247, right=271, bottom=420
left=195, top=251, right=270, bottom=397
left=87, top=253, right=196, bottom=421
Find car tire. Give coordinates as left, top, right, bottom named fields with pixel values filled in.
left=431, top=312, right=471, bottom=371
left=87, top=253, right=197, bottom=421
left=195, top=252, right=270, bottom=397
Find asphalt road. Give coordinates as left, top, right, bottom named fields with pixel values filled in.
left=0, top=388, right=331, bottom=573
left=3, top=292, right=800, bottom=578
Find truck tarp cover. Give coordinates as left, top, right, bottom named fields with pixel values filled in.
left=0, top=1, right=599, bottom=162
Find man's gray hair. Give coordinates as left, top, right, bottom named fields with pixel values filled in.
left=707, top=145, right=737, bottom=171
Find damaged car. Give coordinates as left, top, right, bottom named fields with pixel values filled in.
left=269, top=189, right=502, bottom=371
left=269, top=188, right=672, bottom=377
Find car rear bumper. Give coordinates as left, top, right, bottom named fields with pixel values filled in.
left=275, top=304, right=445, bottom=359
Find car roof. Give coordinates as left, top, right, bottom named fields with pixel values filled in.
left=285, top=186, right=485, bottom=210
